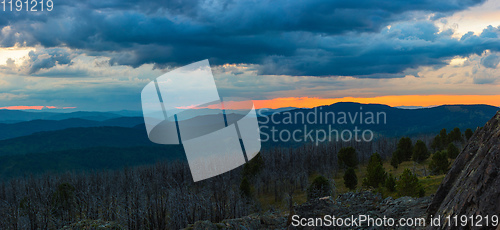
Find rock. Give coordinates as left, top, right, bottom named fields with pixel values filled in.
left=183, top=220, right=220, bottom=230
left=427, top=110, right=500, bottom=229
left=182, top=211, right=287, bottom=230
left=61, top=219, right=124, bottom=230
left=290, top=191, right=431, bottom=230
left=184, top=191, right=431, bottom=230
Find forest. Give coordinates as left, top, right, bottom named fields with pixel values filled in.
left=0, top=136, right=403, bottom=229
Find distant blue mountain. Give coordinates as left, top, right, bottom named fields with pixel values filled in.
left=257, top=107, right=298, bottom=116
left=0, top=102, right=496, bottom=178
left=0, top=126, right=155, bottom=156
left=1, top=102, right=494, bottom=151
left=0, top=110, right=125, bottom=122
left=0, top=117, right=144, bottom=140
left=258, top=102, right=499, bottom=146
left=0, top=145, right=185, bottom=179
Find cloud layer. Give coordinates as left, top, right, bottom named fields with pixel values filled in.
left=0, top=0, right=495, bottom=77
left=0, top=0, right=499, bottom=110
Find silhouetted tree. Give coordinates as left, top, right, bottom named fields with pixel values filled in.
left=344, top=168, right=358, bottom=190
left=465, top=128, right=473, bottom=141
left=446, top=143, right=460, bottom=159
left=385, top=174, right=396, bottom=192
left=412, top=140, right=430, bottom=163
left=449, top=127, right=462, bottom=142
left=306, top=175, right=331, bottom=200
left=390, top=151, right=400, bottom=169
left=240, top=177, right=252, bottom=198
left=396, top=169, right=425, bottom=198
left=429, top=151, right=450, bottom=175
left=52, top=183, right=76, bottom=224
left=338, top=147, right=358, bottom=168
left=431, top=135, right=444, bottom=151
left=396, top=137, right=413, bottom=161
left=440, top=128, right=448, bottom=144
left=363, top=152, right=387, bottom=188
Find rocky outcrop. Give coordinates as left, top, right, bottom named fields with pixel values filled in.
left=61, top=219, right=124, bottom=229
left=427, top=111, right=500, bottom=229
left=184, top=191, right=431, bottom=230
left=290, top=191, right=431, bottom=230
left=182, top=211, right=288, bottom=230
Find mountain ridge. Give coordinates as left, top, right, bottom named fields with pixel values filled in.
left=259, top=102, right=499, bottom=147
left=0, top=117, right=144, bottom=140
left=0, top=126, right=156, bottom=156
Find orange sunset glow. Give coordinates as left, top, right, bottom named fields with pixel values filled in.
left=0, top=106, right=75, bottom=110
left=0, top=106, right=47, bottom=110
left=253, top=95, right=500, bottom=109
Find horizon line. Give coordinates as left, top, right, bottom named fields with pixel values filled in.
left=252, top=95, right=500, bottom=109
left=2, top=94, right=500, bottom=112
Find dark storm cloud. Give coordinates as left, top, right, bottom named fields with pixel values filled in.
left=26, top=49, right=74, bottom=74
left=259, top=24, right=500, bottom=77
left=0, top=0, right=494, bottom=76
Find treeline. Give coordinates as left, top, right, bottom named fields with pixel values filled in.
left=334, top=127, right=474, bottom=200
left=0, top=137, right=400, bottom=229
left=387, top=127, right=472, bottom=179
left=430, top=127, right=472, bottom=151
left=333, top=148, right=425, bottom=199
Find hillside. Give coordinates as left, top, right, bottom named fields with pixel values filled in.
left=259, top=103, right=498, bottom=146
left=0, top=126, right=156, bottom=156
left=0, top=145, right=186, bottom=179
left=0, top=117, right=144, bottom=140
left=0, top=102, right=494, bottom=179
left=0, top=110, right=125, bottom=122
left=0, top=103, right=496, bottom=145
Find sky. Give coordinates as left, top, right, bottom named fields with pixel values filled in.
left=0, top=0, right=500, bottom=111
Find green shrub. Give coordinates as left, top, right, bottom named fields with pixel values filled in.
left=446, top=143, right=460, bottom=159
left=396, top=137, right=413, bottom=161
left=363, top=152, right=387, bottom=188
left=391, top=137, right=413, bottom=167
left=307, top=175, right=331, bottom=200
left=52, top=183, right=76, bottom=219
left=239, top=177, right=252, bottom=198
left=465, top=128, right=473, bottom=141
left=431, top=135, right=443, bottom=151
left=343, top=168, right=358, bottom=190
left=440, top=128, right=448, bottom=144
left=396, top=169, right=425, bottom=198
left=385, top=174, right=396, bottom=192
left=429, top=151, right=450, bottom=175
left=412, top=140, right=430, bottom=163
left=449, top=127, right=462, bottom=143
left=390, top=151, right=400, bottom=169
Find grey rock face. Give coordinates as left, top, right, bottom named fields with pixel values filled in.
left=427, top=111, right=500, bottom=229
